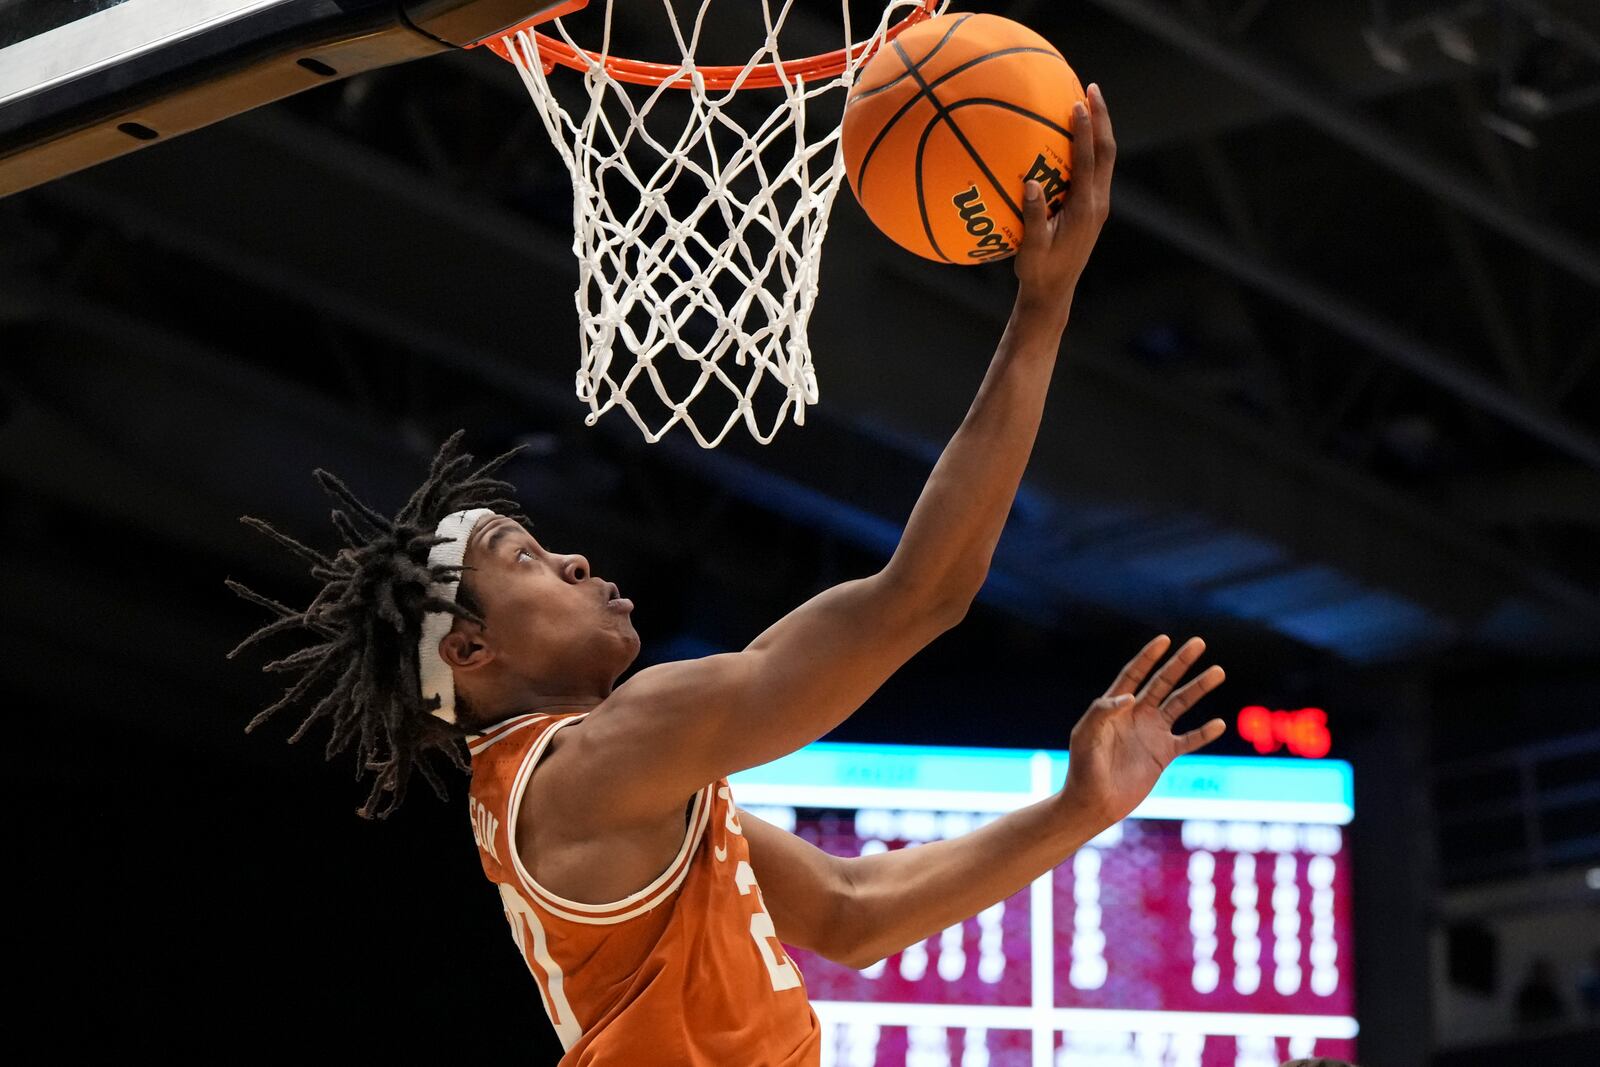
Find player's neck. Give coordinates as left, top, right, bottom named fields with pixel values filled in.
left=462, top=678, right=609, bottom=731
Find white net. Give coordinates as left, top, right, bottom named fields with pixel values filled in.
left=499, top=0, right=935, bottom=447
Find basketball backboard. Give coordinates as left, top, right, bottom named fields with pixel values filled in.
left=0, top=0, right=577, bottom=197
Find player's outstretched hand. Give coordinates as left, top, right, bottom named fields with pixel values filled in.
left=1058, top=635, right=1226, bottom=826
left=1014, top=82, right=1115, bottom=322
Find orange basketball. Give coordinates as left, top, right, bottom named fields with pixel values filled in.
left=841, top=12, right=1085, bottom=264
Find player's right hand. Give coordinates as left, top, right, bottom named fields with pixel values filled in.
left=1014, top=82, right=1115, bottom=322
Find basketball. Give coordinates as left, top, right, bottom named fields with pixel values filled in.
left=841, top=12, right=1086, bottom=264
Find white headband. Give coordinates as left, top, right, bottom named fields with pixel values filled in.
left=417, top=508, right=496, bottom=725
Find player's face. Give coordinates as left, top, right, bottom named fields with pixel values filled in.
left=461, top=515, right=639, bottom=689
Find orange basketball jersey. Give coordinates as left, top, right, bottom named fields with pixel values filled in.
left=466, top=712, right=822, bottom=1066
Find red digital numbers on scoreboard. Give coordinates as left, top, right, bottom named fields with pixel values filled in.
left=1238, top=706, right=1332, bottom=758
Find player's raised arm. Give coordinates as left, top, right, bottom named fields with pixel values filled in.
left=747, top=636, right=1227, bottom=970
left=574, top=86, right=1118, bottom=821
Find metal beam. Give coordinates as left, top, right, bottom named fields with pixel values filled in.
left=1443, top=466, right=1600, bottom=526
left=1085, top=0, right=1600, bottom=290
left=1110, top=181, right=1600, bottom=473
left=851, top=249, right=1600, bottom=638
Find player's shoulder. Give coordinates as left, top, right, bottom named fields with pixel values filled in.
left=466, top=710, right=560, bottom=765
left=569, top=653, right=751, bottom=750
left=516, top=697, right=713, bottom=839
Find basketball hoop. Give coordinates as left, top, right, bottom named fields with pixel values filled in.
left=474, top=0, right=942, bottom=447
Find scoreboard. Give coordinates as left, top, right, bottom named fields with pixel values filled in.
left=728, top=745, right=1357, bottom=1067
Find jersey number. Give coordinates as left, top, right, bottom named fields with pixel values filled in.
left=734, top=859, right=802, bottom=992
left=497, top=883, right=583, bottom=1048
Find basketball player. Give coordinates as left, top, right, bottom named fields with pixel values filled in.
left=232, top=86, right=1226, bottom=1064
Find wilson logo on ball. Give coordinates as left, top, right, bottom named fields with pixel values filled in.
left=1024, top=153, right=1069, bottom=203
left=952, top=186, right=1015, bottom=260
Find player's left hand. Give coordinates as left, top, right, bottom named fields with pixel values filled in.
left=1058, top=636, right=1226, bottom=826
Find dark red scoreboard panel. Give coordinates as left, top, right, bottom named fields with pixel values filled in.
left=729, top=746, right=1357, bottom=1067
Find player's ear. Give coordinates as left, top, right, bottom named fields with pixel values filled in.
left=439, top=625, right=494, bottom=672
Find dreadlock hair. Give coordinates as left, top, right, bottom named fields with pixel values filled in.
left=226, top=430, right=527, bottom=819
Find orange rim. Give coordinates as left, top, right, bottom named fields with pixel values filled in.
left=481, top=2, right=939, bottom=90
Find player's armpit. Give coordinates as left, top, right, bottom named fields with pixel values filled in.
left=561, top=572, right=956, bottom=826
left=739, top=812, right=854, bottom=963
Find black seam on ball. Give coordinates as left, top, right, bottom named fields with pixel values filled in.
left=851, top=45, right=1069, bottom=196
left=912, top=109, right=954, bottom=263
left=943, top=98, right=1074, bottom=140
left=893, top=39, right=1027, bottom=225
left=850, top=12, right=973, bottom=103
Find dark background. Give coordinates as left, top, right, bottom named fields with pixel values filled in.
left=4, top=1, right=1598, bottom=1062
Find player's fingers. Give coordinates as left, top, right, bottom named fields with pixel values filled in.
left=1067, top=94, right=1095, bottom=217
left=1089, top=83, right=1116, bottom=204
left=1160, top=665, right=1226, bottom=723
left=1175, top=718, right=1227, bottom=756
left=1102, top=634, right=1171, bottom=698
left=1020, top=179, right=1050, bottom=251
left=1089, top=693, right=1136, bottom=718
left=1136, top=636, right=1206, bottom=705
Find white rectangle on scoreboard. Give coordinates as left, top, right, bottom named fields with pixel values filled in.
left=811, top=1000, right=1359, bottom=1038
